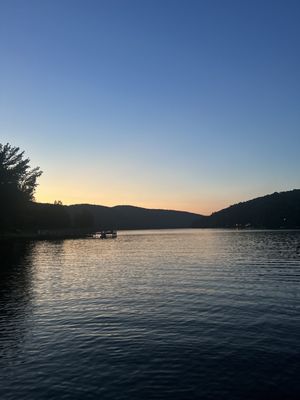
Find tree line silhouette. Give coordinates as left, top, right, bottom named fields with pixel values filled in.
left=0, top=143, right=94, bottom=233
left=192, top=190, right=300, bottom=229
left=0, top=143, right=198, bottom=234
left=1, top=142, right=299, bottom=235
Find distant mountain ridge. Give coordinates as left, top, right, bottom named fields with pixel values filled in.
left=28, top=189, right=300, bottom=231
left=67, top=204, right=202, bottom=230
left=193, top=189, right=300, bottom=229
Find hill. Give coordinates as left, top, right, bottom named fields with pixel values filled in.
left=8, top=190, right=300, bottom=234
left=24, top=202, right=203, bottom=231
left=193, top=189, right=300, bottom=229
left=67, top=204, right=202, bottom=230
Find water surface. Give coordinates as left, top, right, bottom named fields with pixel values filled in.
left=0, top=230, right=299, bottom=399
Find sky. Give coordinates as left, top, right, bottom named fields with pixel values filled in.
left=1, top=0, right=300, bottom=215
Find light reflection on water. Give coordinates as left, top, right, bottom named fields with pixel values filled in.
left=0, top=230, right=300, bottom=400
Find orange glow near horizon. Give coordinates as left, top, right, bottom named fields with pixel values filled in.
left=35, top=169, right=274, bottom=216
left=36, top=184, right=231, bottom=216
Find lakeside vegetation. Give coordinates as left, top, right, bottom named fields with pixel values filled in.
left=193, top=190, right=300, bottom=229
left=1, top=143, right=299, bottom=237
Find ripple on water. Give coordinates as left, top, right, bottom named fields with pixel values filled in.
left=0, top=230, right=300, bottom=400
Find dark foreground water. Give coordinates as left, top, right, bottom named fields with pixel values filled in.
left=0, top=229, right=299, bottom=400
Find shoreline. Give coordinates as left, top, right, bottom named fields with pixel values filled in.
left=1, top=227, right=300, bottom=242
left=0, top=229, right=92, bottom=241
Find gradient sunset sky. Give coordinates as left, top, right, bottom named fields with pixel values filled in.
left=1, top=0, right=300, bottom=215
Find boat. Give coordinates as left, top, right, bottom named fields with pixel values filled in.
left=92, top=230, right=117, bottom=239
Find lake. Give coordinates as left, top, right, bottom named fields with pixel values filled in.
left=0, top=229, right=299, bottom=400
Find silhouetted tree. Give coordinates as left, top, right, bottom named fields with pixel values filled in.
left=0, top=143, right=42, bottom=230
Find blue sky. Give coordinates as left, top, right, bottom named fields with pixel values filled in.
left=1, top=0, right=299, bottom=214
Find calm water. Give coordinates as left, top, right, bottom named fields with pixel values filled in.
left=0, top=230, right=299, bottom=400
